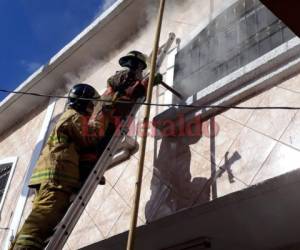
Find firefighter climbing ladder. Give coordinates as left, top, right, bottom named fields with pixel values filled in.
left=45, top=31, right=175, bottom=250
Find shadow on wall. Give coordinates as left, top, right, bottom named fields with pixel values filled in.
left=145, top=117, right=242, bottom=223
left=145, top=123, right=209, bottom=223
left=218, top=152, right=241, bottom=184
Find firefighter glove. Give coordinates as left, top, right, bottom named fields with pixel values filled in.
left=154, top=73, right=163, bottom=86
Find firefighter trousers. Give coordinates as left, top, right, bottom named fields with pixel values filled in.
left=9, top=182, right=73, bottom=250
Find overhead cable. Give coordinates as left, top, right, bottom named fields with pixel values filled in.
left=1, top=88, right=300, bottom=110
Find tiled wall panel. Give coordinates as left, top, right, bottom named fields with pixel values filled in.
left=3, top=0, right=300, bottom=249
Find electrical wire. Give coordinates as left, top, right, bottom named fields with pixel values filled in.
left=1, top=88, right=300, bottom=110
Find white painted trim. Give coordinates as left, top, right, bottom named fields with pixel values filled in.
left=2, top=98, right=56, bottom=250
left=164, top=48, right=178, bottom=105
left=164, top=40, right=181, bottom=105
left=0, top=157, right=18, bottom=214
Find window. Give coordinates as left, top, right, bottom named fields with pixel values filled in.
left=0, top=157, right=18, bottom=212
left=0, top=164, right=12, bottom=201
left=157, top=0, right=300, bottom=124
left=173, top=0, right=295, bottom=100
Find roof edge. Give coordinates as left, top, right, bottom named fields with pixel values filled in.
left=0, top=0, right=130, bottom=113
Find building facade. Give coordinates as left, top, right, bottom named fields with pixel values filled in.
left=1, top=0, right=300, bottom=249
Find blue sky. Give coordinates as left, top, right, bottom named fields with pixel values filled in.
left=0, top=0, right=116, bottom=101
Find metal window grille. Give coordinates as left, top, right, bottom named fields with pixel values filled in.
left=174, top=0, right=295, bottom=98
left=0, top=164, right=12, bottom=203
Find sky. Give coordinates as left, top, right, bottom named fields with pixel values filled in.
left=0, top=0, right=117, bottom=101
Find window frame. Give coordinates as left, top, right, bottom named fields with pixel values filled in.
left=0, top=156, right=18, bottom=213
left=156, top=36, right=300, bottom=126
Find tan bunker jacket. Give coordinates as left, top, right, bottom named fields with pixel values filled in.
left=29, top=108, right=108, bottom=189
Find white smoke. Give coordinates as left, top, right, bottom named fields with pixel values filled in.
left=54, top=0, right=220, bottom=98
left=166, top=0, right=246, bottom=98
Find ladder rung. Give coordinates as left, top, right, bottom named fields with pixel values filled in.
left=45, top=32, right=176, bottom=250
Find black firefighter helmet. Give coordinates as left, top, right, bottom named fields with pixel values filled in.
left=67, top=83, right=99, bottom=113
left=119, top=50, right=147, bottom=70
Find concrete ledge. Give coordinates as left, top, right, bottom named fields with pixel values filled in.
left=81, top=168, right=300, bottom=250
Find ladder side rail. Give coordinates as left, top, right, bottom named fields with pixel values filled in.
left=46, top=101, right=143, bottom=249
left=155, top=32, right=175, bottom=71
left=46, top=32, right=176, bottom=249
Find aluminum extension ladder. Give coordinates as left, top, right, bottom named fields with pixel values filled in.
left=45, top=32, right=176, bottom=250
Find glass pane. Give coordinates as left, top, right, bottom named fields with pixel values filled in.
left=0, top=164, right=12, bottom=202
left=173, top=0, right=296, bottom=99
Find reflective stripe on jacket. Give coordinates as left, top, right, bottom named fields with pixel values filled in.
left=29, top=108, right=109, bottom=188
